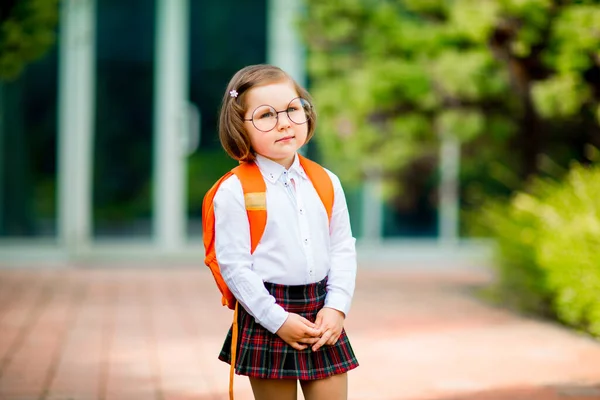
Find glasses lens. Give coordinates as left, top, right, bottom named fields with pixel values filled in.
left=287, top=98, right=311, bottom=125
left=252, top=105, right=278, bottom=132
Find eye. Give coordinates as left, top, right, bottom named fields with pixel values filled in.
left=287, top=107, right=299, bottom=112
left=259, top=111, right=274, bottom=119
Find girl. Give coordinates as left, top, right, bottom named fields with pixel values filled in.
left=214, top=64, right=358, bottom=400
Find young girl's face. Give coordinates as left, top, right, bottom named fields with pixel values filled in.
left=243, top=80, right=309, bottom=169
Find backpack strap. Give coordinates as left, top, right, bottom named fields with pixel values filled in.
left=201, top=162, right=266, bottom=312
left=231, top=162, right=267, bottom=253
left=202, top=171, right=237, bottom=309
left=298, top=154, right=335, bottom=223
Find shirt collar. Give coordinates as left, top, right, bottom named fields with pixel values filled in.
left=255, top=153, right=308, bottom=183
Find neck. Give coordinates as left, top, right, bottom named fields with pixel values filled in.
left=259, top=153, right=296, bottom=170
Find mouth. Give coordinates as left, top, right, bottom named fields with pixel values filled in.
left=275, top=135, right=295, bottom=143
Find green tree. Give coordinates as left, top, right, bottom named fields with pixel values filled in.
left=300, top=0, right=600, bottom=217
left=0, top=0, right=59, bottom=81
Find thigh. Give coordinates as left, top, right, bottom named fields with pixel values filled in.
left=300, top=373, right=348, bottom=400
left=249, top=377, right=298, bottom=400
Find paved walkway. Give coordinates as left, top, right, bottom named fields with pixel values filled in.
left=0, top=266, right=598, bottom=400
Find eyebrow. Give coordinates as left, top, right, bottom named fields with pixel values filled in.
left=250, top=98, right=300, bottom=109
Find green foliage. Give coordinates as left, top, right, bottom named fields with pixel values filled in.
left=300, top=0, right=600, bottom=208
left=437, top=109, right=484, bottom=142
left=0, top=0, right=60, bottom=81
left=477, top=163, right=600, bottom=336
left=532, top=73, right=591, bottom=118
left=300, top=0, right=515, bottom=201
left=301, top=1, right=600, bottom=332
left=530, top=4, right=600, bottom=118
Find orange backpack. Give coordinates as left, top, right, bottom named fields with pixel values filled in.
left=201, top=154, right=334, bottom=399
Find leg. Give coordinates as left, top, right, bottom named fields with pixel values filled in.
left=249, top=377, right=298, bottom=400
left=299, top=373, right=348, bottom=400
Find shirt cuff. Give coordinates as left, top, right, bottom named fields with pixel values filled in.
left=324, top=292, right=351, bottom=317
left=260, top=304, right=289, bottom=334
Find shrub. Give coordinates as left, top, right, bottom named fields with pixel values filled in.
left=479, top=163, right=600, bottom=336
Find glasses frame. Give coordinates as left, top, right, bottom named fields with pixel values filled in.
left=243, top=97, right=312, bottom=132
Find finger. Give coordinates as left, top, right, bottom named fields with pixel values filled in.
left=312, top=325, right=325, bottom=337
left=313, top=316, right=326, bottom=336
left=299, top=336, right=320, bottom=345
left=314, top=313, right=323, bottom=329
left=297, top=314, right=314, bottom=324
left=289, top=341, right=308, bottom=351
left=302, top=324, right=321, bottom=338
left=312, top=331, right=331, bottom=352
left=299, top=315, right=317, bottom=329
left=326, top=334, right=339, bottom=346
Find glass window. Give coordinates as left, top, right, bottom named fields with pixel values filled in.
left=93, top=0, right=156, bottom=237
left=0, top=46, right=59, bottom=238
left=186, top=0, right=267, bottom=237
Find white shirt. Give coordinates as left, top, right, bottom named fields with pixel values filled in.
left=213, top=153, right=357, bottom=334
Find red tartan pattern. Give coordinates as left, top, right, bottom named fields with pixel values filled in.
left=218, top=278, right=359, bottom=380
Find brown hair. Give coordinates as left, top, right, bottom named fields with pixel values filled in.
left=218, top=64, right=317, bottom=162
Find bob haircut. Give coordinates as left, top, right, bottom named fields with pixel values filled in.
left=218, top=64, right=317, bottom=162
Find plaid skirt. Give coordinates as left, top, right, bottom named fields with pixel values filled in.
left=218, top=278, right=359, bottom=380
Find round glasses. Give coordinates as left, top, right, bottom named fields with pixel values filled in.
left=243, top=97, right=312, bottom=132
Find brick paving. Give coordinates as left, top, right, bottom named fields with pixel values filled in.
left=0, top=266, right=598, bottom=400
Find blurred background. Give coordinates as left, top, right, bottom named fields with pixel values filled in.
left=0, top=0, right=496, bottom=262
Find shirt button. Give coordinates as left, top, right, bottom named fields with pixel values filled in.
left=299, top=208, right=303, bottom=214
left=304, top=239, right=308, bottom=245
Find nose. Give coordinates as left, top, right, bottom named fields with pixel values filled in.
left=276, top=110, right=291, bottom=130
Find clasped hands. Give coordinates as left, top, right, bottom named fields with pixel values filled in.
left=276, top=307, right=345, bottom=351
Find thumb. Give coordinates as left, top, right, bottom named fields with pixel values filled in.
left=299, top=315, right=317, bottom=329
left=314, top=312, right=323, bottom=329
left=298, top=316, right=320, bottom=337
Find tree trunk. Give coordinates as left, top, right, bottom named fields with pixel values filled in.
left=520, top=90, right=542, bottom=179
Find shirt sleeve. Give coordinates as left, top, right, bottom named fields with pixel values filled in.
left=323, top=171, right=357, bottom=316
left=213, top=176, right=289, bottom=334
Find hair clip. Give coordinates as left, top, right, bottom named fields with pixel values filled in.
left=229, top=89, right=238, bottom=98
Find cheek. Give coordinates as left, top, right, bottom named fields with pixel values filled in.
left=245, top=125, right=258, bottom=144
left=297, top=125, right=309, bottom=141
left=248, top=129, right=267, bottom=151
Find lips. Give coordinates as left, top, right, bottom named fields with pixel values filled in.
left=275, top=135, right=295, bottom=143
